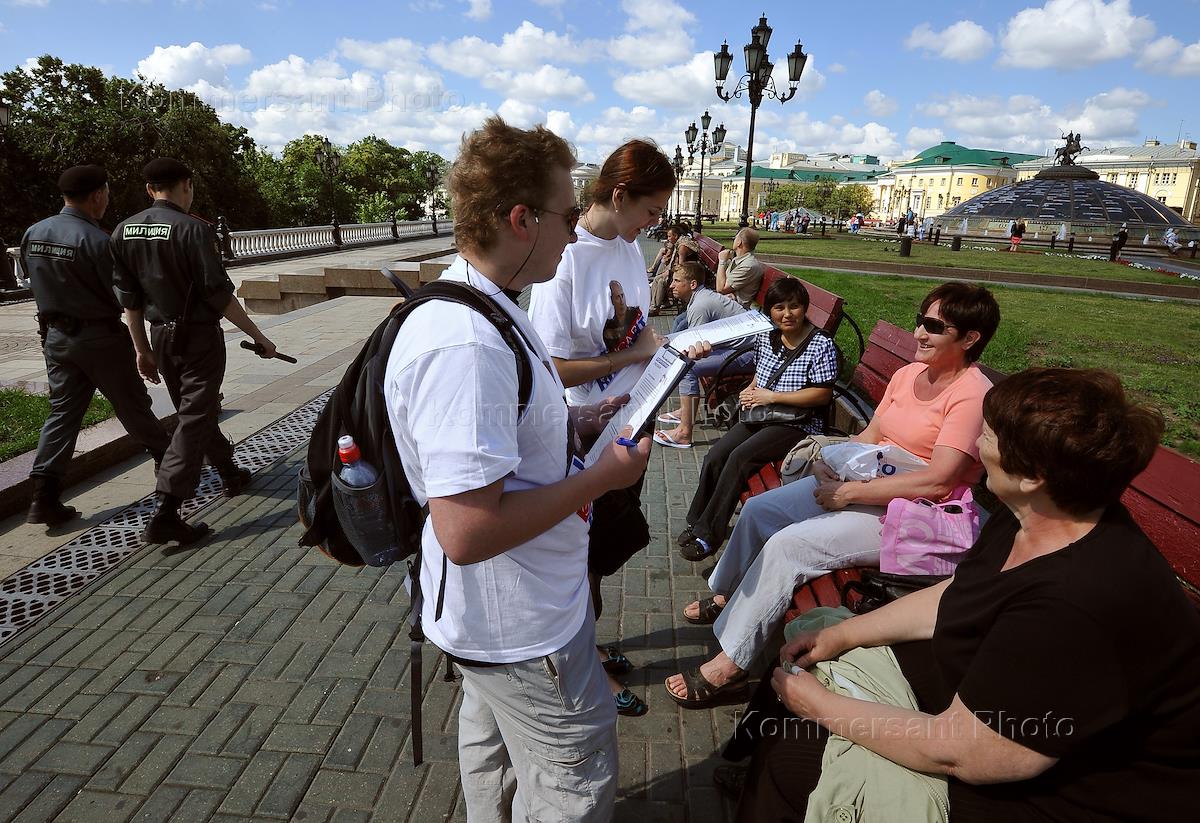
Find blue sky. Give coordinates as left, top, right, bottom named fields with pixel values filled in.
left=2, top=0, right=1198, bottom=163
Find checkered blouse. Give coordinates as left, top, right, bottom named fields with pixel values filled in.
left=752, top=329, right=839, bottom=433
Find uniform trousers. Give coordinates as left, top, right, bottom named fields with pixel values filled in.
left=150, top=323, right=235, bottom=499
left=455, top=607, right=618, bottom=823
left=708, top=476, right=885, bottom=670
left=32, top=325, right=169, bottom=481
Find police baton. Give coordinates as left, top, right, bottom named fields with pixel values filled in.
left=240, top=340, right=298, bottom=363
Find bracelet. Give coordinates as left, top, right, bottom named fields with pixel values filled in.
left=604, top=354, right=614, bottom=376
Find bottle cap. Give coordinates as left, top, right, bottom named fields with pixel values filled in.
left=337, top=435, right=360, bottom=463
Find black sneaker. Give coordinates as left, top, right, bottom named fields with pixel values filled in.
left=676, top=526, right=695, bottom=547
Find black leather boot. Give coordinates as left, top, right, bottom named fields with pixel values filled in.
left=218, top=465, right=253, bottom=497
left=142, top=493, right=211, bottom=545
left=26, top=476, right=79, bottom=526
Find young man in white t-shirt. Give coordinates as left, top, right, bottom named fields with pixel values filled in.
left=383, top=117, right=651, bottom=822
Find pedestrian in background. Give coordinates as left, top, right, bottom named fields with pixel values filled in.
left=110, top=158, right=277, bottom=545
left=20, top=164, right=170, bottom=526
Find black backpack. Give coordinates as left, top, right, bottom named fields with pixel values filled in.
left=296, top=280, right=534, bottom=765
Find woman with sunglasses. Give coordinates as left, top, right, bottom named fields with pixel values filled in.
left=666, top=282, right=1001, bottom=709
left=733, top=368, right=1200, bottom=822
left=529, top=138, right=678, bottom=718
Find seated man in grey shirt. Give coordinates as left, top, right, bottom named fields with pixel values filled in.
left=655, top=262, right=750, bottom=448
left=715, top=227, right=764, bottom=308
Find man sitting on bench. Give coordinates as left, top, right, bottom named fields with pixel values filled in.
left=654, top=261, right=750, bottom=448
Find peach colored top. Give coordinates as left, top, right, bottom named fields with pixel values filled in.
left=874, top=362, right=992, bottom=481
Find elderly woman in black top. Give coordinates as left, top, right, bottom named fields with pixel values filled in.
left=732, top=367, right=1200, bottom=823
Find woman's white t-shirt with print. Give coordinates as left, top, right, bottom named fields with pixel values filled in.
left=527, top=225, right=652, bottom=406
left=383, top=256, right=591, bottom=663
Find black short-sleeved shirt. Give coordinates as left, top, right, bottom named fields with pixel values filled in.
left=21, top=207, right=123, bottom=320
left=109, top=199, right=235, bottom=325
left=933, top=504, right=1200, bottom=822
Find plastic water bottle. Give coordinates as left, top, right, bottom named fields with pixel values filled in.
left=337, top=435, right=377, bottom=488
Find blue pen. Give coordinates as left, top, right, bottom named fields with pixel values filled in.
left=615, top=436, right=639, bottom=447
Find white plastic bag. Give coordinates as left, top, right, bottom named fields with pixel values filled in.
left=820, top=442, right=928, bottom=481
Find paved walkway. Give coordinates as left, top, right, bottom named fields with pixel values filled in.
left=0, top=307, right=752, bottom=822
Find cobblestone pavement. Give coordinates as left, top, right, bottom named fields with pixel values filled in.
left=0, top=314, right=756, bottom=822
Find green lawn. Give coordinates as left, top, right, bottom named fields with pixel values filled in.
left=0, top=388, right=115, bottom=463
left=702, top=226, right=1188, bottom=285
left=780, top=268, right=1200, bottom=459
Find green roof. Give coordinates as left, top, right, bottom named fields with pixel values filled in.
left=733, top=166, right=880, bottom=182
left=899, top=142, right=1040, bottom=169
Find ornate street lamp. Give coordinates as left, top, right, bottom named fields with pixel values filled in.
left=671, top=145, right=685, bottom=221
left=0, top=102, right=10, bottom=130
left=313, top=137, right=341, bottom=224
left=715, top=15, right=807, bottom=227
left=424, top=163, right=441, bottom=236
left=685, top=110, right=726, bottom=230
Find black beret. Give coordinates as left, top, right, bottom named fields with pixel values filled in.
left=143, top=157, right=192, bottom=186
left=57, top=165, right=108, bottom=196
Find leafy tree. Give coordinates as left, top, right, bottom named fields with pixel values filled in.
left=765, top=183, right=804, bottom=212
left=1, top=55, right=270, bottom=239
left=799, top=177, right=839, bottom=214
left=830, top=184, right=874, bottom=219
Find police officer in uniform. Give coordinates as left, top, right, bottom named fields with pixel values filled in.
left=20, top=165, right=170, bottom=526
left=110, top=158, right=277, bottom=545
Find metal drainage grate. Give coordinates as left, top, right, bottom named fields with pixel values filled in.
left=0, top=388, right=331, bottom=647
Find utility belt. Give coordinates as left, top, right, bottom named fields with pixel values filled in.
left=37, top=312, right=122, bottom=340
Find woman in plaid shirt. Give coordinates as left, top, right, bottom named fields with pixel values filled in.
left=676, top=277, right=839, bottom=564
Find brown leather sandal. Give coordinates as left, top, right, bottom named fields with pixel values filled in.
left=683, top=596, right=725, bottom=625
left=664, top=667, right=749, bottom=709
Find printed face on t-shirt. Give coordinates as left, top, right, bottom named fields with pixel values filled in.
left=601, top=279, right=645, bottom=354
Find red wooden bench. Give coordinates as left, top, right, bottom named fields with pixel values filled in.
left=743, top=319, right=1200, bottom=621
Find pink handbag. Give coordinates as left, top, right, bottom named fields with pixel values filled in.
left=879, top=487, right=981, bottom=576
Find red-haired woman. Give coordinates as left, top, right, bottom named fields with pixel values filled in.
left=529, top=138, right=678, bottom=717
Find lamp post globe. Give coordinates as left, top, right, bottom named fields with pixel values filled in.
left=715, top=15, right=808, bottom=227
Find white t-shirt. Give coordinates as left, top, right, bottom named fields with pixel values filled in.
left=384, top=256, right=591, bottom=663
left=527, top=225, right=651, bottom=406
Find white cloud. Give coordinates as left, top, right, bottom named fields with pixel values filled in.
left=464, top=0, right=491, bottom=20
left=482, top=64, right=593, bottom=103
left=135, top=42, right=252, bottom=91
left=546, top=109, right=577, bottom=141
left=916, top=87, right=1153, bottom=153
left=497, top=98, right=542, bottom=127
left=607, top=0, right=695, bottom=67
left=905, top=126, right=947, bottom=156
left=905, top=20, right=994, bottom=61
left=532, top=0, right=564, bottom=6
left=613, top=52, right=713, bottom=111
left=10, top=0, right=49, bottom=6
left=767, top=112, right=902, bottom=160
left=428, top=21, right=596, bottom=77
left=575, top=105, right=665, bottom=153
left=864, top=89, right=897, bottom=118
left=999, top=0, right=1155, bottom=69
left=1136, top=36, right=1200, bottom=76
left=827, top=63, right=847, bottom=74
left=244, top=55, right=379, bottom=107
left=336, top=37, right=424, bottom=71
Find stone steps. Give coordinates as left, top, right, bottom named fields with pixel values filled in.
left=237, top=249, right=456, bottom=313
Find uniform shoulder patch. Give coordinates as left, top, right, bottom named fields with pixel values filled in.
left=26, top=241, right=77, bottom=261
left=122, top=224, right=173, bottom=241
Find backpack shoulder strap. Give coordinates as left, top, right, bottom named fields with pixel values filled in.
left=400, top=281, right=535, bottom=415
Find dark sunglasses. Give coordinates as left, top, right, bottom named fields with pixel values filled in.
left=536, top=205, right=582, bottom=233
left=915, top=314, right=956, bottom=335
